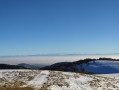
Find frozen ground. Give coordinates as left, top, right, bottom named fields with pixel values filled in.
left=0, top=70, right=119, bottom=90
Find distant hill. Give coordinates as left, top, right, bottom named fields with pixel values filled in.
left=51, top=62, right=71, bottom=67
left=0, top=64, right=26, bottom=69
left=17, top=63, right=45, bottom=69
left=41, top=58, right=119, bottom=74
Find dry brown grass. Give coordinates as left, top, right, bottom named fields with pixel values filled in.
left=0, top=87, right=33, bottom=90
left=28, top=76, right=34, bottom=81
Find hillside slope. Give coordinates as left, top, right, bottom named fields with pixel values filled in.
left=41, top=58, right=119, bottom=74
left=0, top=70, right=119, bottom=90
left=76, top=60, right=119, bottom=74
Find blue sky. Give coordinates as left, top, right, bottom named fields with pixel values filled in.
left=0, top=0, right=119, bottom=56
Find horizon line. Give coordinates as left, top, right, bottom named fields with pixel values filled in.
left=0, top=53, right=119, bottom=58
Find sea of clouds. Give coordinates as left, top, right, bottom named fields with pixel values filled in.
left=0, top=55, right=119, bottom=65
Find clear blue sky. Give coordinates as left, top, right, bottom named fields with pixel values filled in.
left=0, top=0, right=119, bottom=56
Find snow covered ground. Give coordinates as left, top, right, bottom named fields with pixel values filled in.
left=97, top=73, right=119, bottom=79
left=25, top=70, right=49, bottom=89
left=77, top=60, right=119, bottom=74
left=0, top=70, right=119, bottom=90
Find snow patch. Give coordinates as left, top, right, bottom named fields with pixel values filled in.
left=26, top=70, right=49, bottom=89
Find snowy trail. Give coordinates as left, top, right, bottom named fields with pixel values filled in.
left=25, top=70, right=49, bottom=89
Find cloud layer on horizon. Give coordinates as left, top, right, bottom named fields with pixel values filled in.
left=0, top=55, right=119, bottom=65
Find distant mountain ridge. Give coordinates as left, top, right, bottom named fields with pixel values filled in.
left=0, top=64, right=26, bottom=69
left=1, top=53, right=119, bottom=58
left=17, top=63, right=45, bottom=69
